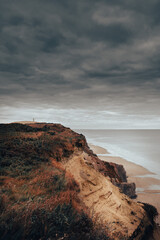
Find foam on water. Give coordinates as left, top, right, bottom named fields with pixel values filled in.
left=76, top=130, right=160, bottom=177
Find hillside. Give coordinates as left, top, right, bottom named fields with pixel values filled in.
left=0, top=123, right=158, bottom=240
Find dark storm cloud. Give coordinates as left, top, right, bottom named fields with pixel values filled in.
left=0, top=0, right=160, bottom=118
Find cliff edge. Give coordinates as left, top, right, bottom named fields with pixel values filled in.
left=0, top=123, right=157, bottom=239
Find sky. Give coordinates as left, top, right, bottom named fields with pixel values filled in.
left=1, top=0, right=160, bottom=129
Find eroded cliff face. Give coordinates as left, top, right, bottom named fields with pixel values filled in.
left=83, top=146, right=136, bottom=198
left=64, top=150, right=152, bottom=240
left=0, top=123, right=157, bottom=240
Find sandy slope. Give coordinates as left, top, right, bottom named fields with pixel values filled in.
left=64, top=150, right=151, bottom=239
left=96, top=154, right=160, bottom=225
left=90, top=145, right=160, bottom=239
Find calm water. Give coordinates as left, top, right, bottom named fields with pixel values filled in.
left=75, top=129, right=160, bottom=176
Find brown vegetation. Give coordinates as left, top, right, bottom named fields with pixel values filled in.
left=0, top=123, right=111, bottom=239
left=0, top=123, right=157, bottom=239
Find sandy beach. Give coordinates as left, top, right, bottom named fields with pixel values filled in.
left=89, top=144, right=160, bottom=225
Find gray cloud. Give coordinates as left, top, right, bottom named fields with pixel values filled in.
left=0, top=0, right=160, bottom=127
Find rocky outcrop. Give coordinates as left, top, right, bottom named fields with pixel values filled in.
left=108, top=162, right=127, bottom=182
left=106, top=162, right=137, bottom=198
left=117, top=182, right=136, bottom=199
left=83, top=146, right=136, bottom=198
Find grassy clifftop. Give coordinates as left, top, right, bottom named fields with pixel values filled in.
left=0, top=123, right=157, bottom=240
left=0, top=123, right=110, bottom=240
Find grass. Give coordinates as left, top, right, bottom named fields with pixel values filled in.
left=0, top=202, right=111, bottom=240
left=0, top=123, right=111, bottom=240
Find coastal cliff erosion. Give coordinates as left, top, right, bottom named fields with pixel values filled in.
left=0, top=123, right=158, bottom=240
left=83, top=146, right=137, bottom=199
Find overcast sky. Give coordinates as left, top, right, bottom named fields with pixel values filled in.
left=1, top=0, right=160, bottom=128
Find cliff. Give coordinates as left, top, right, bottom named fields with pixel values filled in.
left=0, top=123, right=157, bottom=240
left=83, top=146, right=136, bottom=198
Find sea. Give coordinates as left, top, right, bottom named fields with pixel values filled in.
left=75, top=129, right=160, bottom=178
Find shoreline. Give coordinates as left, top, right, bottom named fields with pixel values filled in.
left=89, top=143, right=160, bottom=225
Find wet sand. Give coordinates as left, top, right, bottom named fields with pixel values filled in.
left=89, top=143, right=110, bottom=154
